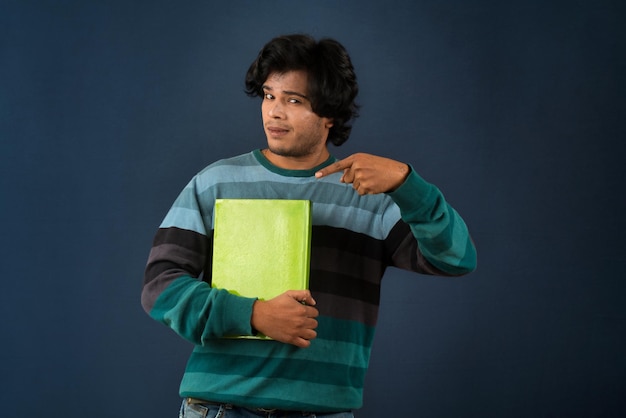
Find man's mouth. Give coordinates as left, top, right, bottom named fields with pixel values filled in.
left=266, top=126, right=290, bottom=137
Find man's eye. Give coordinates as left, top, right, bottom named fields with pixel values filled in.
left=288, top=98, right=301, bottom=104
left=264, top=93, right=274, bottom=100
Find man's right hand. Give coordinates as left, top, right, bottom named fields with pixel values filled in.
left=251, top=290, right=319, bottom=348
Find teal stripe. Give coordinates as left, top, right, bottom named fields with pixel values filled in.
left=150, top=276, right=256, bottom=343
left=316, top=315, right=375, bottom=345
left=185, top=351, right=367, bottom=386
left=182, top=372, right=361, bottom=396
left=416, top=203, right=476, bottom=272
left=410, top=202, right=456, bottom=245
left=252, top=148, right=338, bottom=177
left=424, top=235, right=477, bottom=274
left=181, top=375, right=361, bottom=411
left=191, top=324, right=372, bottom=369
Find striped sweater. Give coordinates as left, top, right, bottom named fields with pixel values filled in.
left=142, top=149, right=476, bottom=412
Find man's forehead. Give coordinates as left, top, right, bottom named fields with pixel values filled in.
left=263, top=70, right=309, bottom=91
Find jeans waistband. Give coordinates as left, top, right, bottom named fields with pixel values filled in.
left=186, top=397, right=348, bottom=416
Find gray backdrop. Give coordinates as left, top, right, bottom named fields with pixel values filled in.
left=2, top=1, right=625, bottom=417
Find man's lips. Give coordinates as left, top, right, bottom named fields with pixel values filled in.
left=266, top=126, right=290, bottom=136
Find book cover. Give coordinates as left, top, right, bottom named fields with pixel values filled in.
left=211, top=199, right=312, bottom=339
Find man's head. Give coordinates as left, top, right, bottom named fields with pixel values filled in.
left=245, top=34, right=359, bottom=147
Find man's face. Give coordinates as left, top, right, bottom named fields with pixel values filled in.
left=261, top=70, right=333, bottom=160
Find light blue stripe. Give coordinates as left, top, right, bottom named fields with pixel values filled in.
left=195, top=181, right=398, bottom=239
left=313, top=202, right=400, bottom=239
left=195, top=163, right=275, bottom=193
left=159, top=207, right=207, bottom=234
left=159, top=151, right=403, bottom=239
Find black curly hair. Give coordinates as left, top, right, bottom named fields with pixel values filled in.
left=245, top=34, right=359, bottom=146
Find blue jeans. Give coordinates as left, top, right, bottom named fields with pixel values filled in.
left=179, top=399, right=354, bottom=418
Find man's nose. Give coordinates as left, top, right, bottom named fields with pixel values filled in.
left=268, top=101, right=285, bottom=118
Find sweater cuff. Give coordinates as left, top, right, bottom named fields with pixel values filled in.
left=220, top=291, right=258, bottom=336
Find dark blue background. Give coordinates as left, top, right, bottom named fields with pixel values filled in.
left=2, top=1, right=625, bottom=417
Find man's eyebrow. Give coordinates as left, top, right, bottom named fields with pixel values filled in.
left=262, top=85, right=310, bottom=101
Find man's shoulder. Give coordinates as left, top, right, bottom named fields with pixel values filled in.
left=197, top=151, right=259, bottom=175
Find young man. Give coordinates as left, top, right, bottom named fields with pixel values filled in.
left=142, top=34, right=477, bottom=417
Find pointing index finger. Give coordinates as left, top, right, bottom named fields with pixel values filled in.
left=315, top=156, right=353, bottom=178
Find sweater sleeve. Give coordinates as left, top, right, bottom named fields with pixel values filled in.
left=387, top=167, right=477, bottom=275
left=141, top=177, right=257, bottom=344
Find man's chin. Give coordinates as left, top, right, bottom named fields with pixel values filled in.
left=267, top=145, right=306, bottom=159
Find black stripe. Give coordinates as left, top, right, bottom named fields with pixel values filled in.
left=312, top=225, right=387, bottom=261
left=384, top=221, right=452, bottom=276
left=313, top=292, right=379, bottom=326
left=310, top=269, right=381, bottom=306
left=144, top=227, right=211, bottom=286
left=151, top=226, right=210, bottom=251
left=385, top=221, right=411, bottom=263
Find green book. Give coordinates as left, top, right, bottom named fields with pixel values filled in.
left=211, top=199, right=312, bottom=339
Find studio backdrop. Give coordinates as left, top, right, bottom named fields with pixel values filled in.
left=1, top=1, right=624, bottom=417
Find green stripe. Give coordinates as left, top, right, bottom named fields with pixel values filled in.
left=189, top=327, right=372, bottom=370
left=185, top=350, right=367, bottom=385
left=180, top=373, right=362, bottom=411
left=150, top=276, right=256, bottom=343
left=316, top=316, right=375, bottom=345
left=424, top=236, right=477, bottom=274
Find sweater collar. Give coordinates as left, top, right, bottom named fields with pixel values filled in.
left=252, top=149, right=337, bottom=178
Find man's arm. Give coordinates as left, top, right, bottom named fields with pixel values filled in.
left=142, top=178, right=259, bottom=344
left=316, top=153, right=477, bottom=275
left=142, top=226, right=259, bottom=344
left=143, top=177, right=321, bottom=348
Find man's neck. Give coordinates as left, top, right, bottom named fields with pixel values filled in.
left=261, top=148, right=330, bottom=170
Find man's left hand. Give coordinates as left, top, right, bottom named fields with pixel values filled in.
left=315, top=153, right=410, bottom=195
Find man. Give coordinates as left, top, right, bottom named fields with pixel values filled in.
left=142, top=34, right=477, bottom=417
